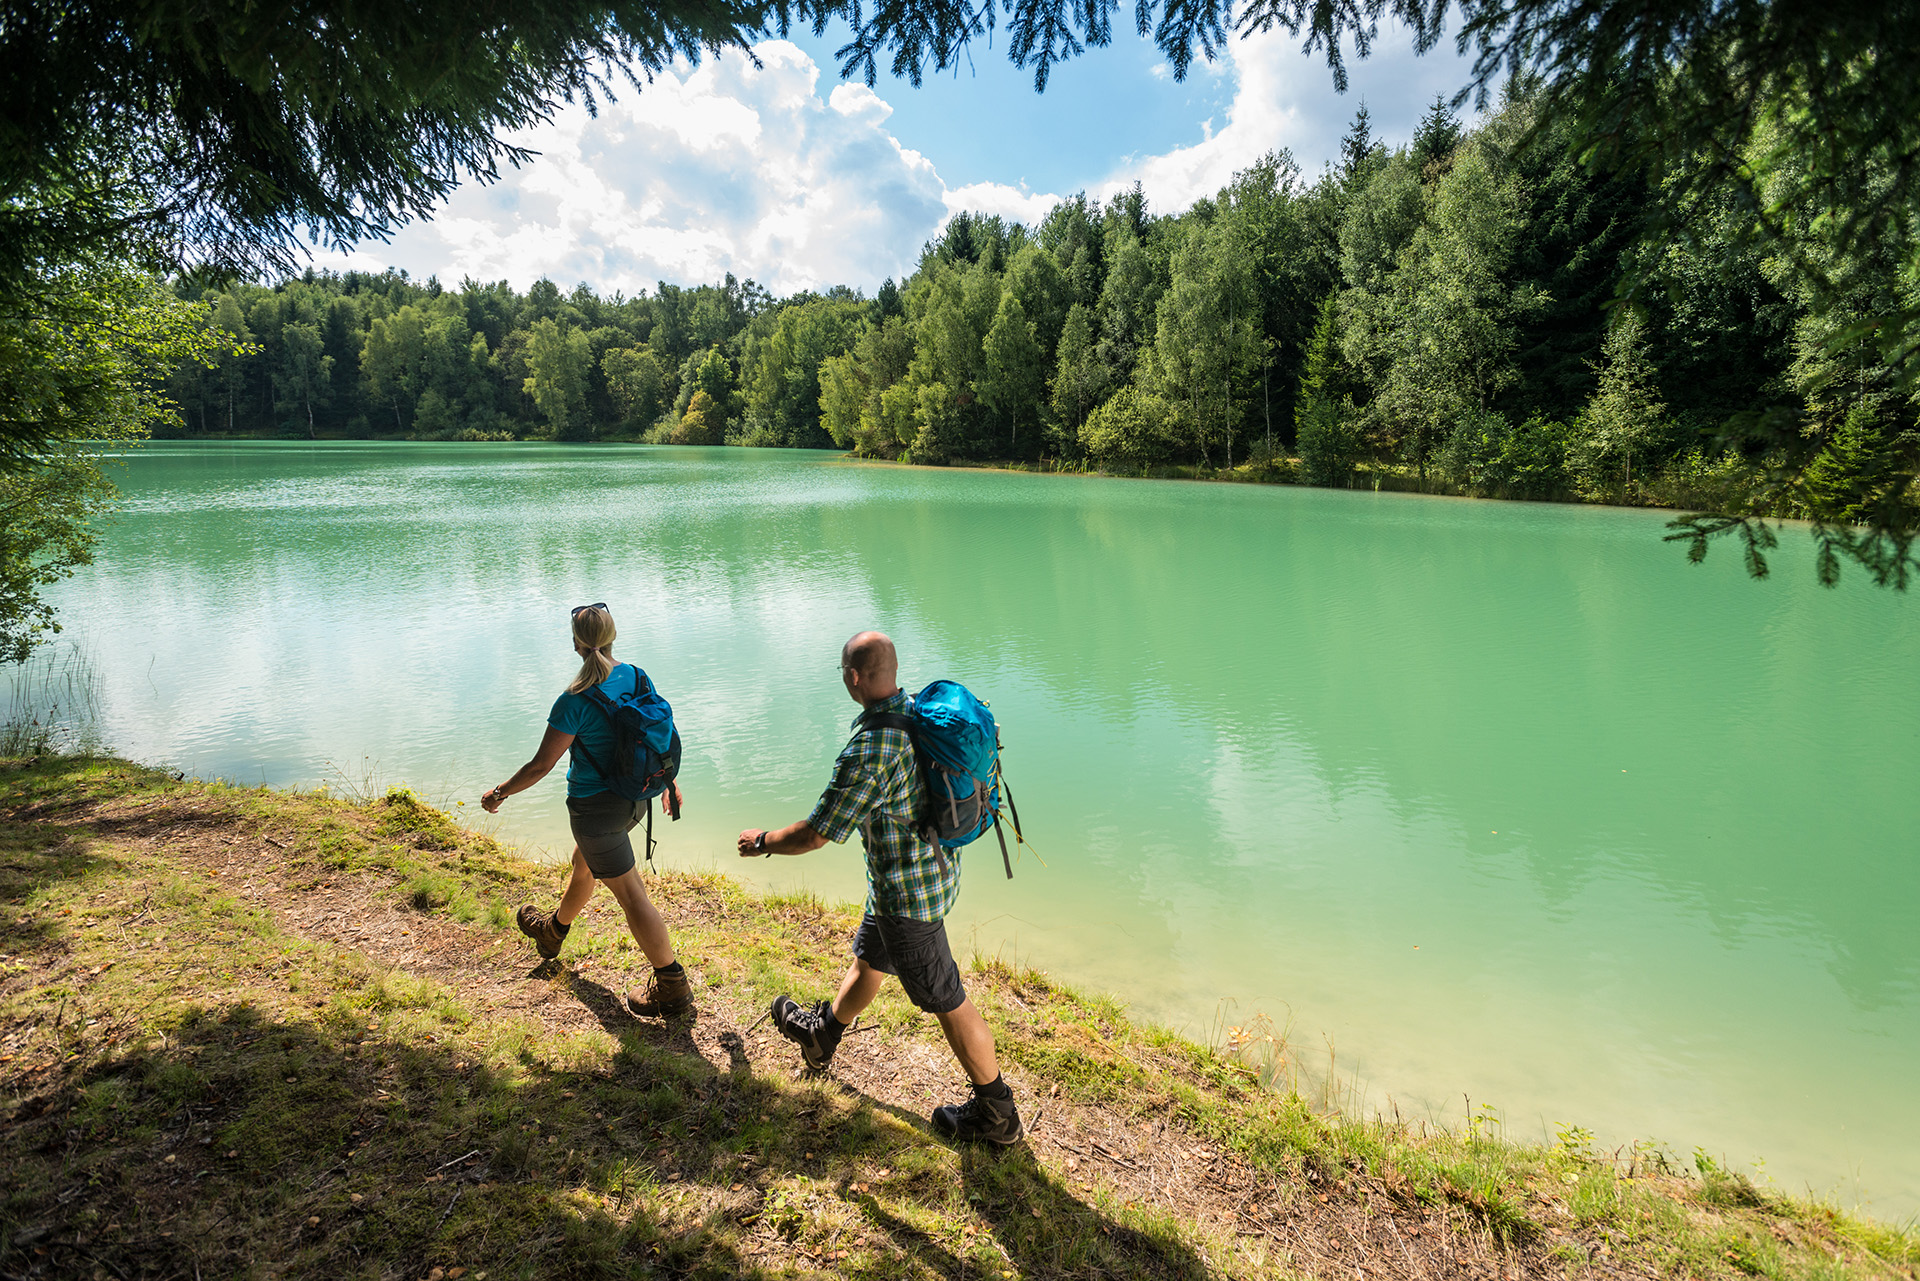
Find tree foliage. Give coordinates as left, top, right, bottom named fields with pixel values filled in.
left=0, top=269, right=229, bottom=659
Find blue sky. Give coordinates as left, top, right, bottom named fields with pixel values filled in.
left=333, top=19, right=1478, bottom=295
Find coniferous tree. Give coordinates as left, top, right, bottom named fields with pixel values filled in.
left=1295, top=296, right=1359, bottom=486
left=1410, top=94, right=1462, bottom=177
left=1572, top=311, right=1667, bottom=497
left=1340, top=103, right=1376, bottom=179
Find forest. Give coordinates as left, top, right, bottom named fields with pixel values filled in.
left=165, top=86, right=1905, bottom=520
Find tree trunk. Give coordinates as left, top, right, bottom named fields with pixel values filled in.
left=1223, top=383, right=1232, bottom=471
left=1263, top=359, right=1272, bottom=453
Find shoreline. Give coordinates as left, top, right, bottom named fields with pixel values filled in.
left=4, top=753, right=1913, bottom=1280
left=142, top=431, right=1707, bottom=516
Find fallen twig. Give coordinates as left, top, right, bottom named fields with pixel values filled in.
left=306, top=1156, right=352, bottom=1188
left=432, top=1148, right=482, bottom=1172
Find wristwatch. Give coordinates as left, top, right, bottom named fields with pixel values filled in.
left=753, top=831, right=768, bottom=854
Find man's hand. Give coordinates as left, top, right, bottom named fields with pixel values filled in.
left=667, top=780, right=685, bottom=818
left=737, top=829, right=766, bottom=858
left=481, top=786, right=506, bottom=814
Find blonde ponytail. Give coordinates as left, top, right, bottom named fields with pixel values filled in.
left=568, top=605, right=617, bottom=693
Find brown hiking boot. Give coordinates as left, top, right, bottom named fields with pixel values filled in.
left=516, top=905, right=567, bottom=960
left=627, top=966, right=694, bottom=1020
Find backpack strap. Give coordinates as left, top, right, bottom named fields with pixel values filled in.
left=569, top=736, right=611, bottom=783
left=643, top=794, right=655, bottom=872
left=993, top=762, right=1026, bottom=879
left=569, top=664, right=637, bottom=785
left=856, top=708, right=949, bottom=878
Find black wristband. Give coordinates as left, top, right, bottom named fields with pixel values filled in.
left=754, top=831, right=768, bottom=854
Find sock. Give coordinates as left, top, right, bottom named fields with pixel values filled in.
left=552, top=918, right=572, bottom=937
left=972, top=1074, right=1013, bottom=1101
left=824, top=1010, right=849, bottom=1035
left=654, top=960, right=684, bottom=977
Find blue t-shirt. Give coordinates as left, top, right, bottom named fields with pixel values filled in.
left=548, top=665, right=640, bottom=798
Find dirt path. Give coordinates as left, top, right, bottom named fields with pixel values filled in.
left=29, top=784, right=1607, bottom=1281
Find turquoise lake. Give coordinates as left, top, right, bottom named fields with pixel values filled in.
left=38, top=441, right=1920, bottom=1219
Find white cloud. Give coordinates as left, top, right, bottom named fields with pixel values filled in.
left=1098, top=22, right=1479, bottom=210
left=942, top=180, right=1060, bottom=226
left=334, top=41, right=952, bottom=295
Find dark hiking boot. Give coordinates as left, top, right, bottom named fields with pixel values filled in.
left=627, top=967, right=694, bottom=1020
left=770, top=995, right=841, bottom=1072
left=516, top=905, right=566, bottom=960
left=931, top=1090, right=1024, bottom=1145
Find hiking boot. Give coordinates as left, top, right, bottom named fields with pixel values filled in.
left=931, top=1090, right=1024, bottom=1145
left=770, top=995, right=841, bottom=1072
left=516, top=905, right=566, bottom=960
left=627, top=966, right=694, bottom=1020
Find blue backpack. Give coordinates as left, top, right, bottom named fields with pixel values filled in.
left=859, top=680, right=1028, bottom=879
left=570, top=664, right=682, bottom=866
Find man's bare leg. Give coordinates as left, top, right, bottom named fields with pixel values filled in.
left=829, top=959, right=885, bottom=1025
left=933, top=998, right=1000, bottom=1085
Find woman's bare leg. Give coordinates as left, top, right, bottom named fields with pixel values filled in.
left=600, top=868, right=675, bottom=967
left=555, top=847, right=596, bottom=925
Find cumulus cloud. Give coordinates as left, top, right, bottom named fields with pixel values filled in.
left=942, top=180, right=1059, bottom=226
left=335, top=41, right=951, bottom=295
left=1099, top=22, right=1478, bottom=210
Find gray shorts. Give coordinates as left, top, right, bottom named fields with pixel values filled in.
left=565, top=791, right=642, bottom=879
left=851, top=912, right=966, bottom=1015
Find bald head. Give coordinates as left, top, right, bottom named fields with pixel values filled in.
left=840, top=631, right=900, bottom=706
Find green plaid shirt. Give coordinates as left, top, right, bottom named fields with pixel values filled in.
left=807, top=690, right=958, bottom=923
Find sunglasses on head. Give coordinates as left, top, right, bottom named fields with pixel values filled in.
left=571, top=602, right=608, bottom=618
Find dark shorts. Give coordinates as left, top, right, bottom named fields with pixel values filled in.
left=851, top=912, right=966, bottom=1015
left=565, top=791, right=641, bottom=880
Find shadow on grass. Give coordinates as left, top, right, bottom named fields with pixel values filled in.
left=4, top=1012, right=1219, bottom=1280
left=2, top=921, right=1216, bottom=1280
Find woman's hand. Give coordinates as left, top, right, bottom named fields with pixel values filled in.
left=484, top=727, right=574, bottom=816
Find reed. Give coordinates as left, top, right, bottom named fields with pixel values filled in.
left=0, top=640, right=102, bottom=756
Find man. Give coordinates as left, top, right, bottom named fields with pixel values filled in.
left=737, top=630, right=1022, bottom=1144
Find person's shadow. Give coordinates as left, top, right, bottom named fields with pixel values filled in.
left=549, top=966, right=1214, bottom=1275
left=793, top=1067, right=1214, bottom=1278
left=850, top=1137, right=1212, bottom=1278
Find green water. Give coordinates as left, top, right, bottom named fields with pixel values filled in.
left=46, top=441, right=1920, bottom=1218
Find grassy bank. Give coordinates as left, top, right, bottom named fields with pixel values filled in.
left=2, top=755, right=1913, bottom=1280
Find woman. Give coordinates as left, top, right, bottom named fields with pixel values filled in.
left=482, top=603, right=693, bottom=1021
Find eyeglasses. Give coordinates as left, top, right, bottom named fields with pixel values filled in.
left=571, top=602, right=608, bottom=618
